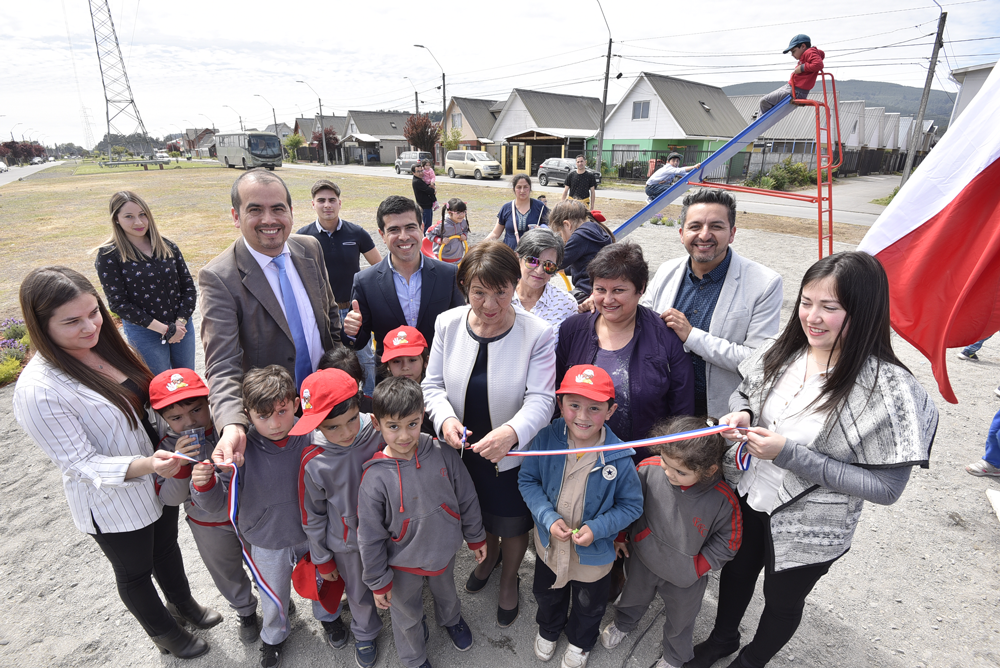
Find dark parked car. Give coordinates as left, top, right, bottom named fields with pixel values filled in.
left=536, top=158, right=602, bottom=188
left=394, top=151, right=433, bottom=174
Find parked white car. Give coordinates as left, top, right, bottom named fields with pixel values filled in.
left=0, top=162, right=8, bottom=173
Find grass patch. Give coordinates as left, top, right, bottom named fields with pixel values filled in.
left=72, top=161, right=224, bottom=176
left=871, top=186, right=900, bottom=206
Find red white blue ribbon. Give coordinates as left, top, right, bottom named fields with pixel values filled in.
left=169, top=452, right=288, bottom=632
left=734, top=440, right=752, bottom=471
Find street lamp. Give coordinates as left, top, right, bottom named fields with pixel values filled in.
left=199, top=113, right=215, bottom=132
left=255, top=94, right=280, bottom=138
left=414, top=45, right=446, bottom=119
left=403, top=77, right=421, bottom=116
left=223, top=105, right=244, bottom=132
left=10, top=122, right=21, bottom=142
left=297, top=80, right=329, bottom=166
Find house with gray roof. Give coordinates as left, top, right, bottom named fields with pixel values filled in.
left=442, top=97, right=499, bottom=150
left=265, top=122, right=294, bottom=141
left=341, top=110, right=414, bottom=164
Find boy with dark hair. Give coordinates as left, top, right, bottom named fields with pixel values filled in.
left=358, top=377, right=487, bottom=668
left=191, top=365, right=338, bottom=668
left=759, top=34, right=825, bottom=113
left=150, top=369, right=250, bottom=639
left=294, top=369, right=384, bottom=668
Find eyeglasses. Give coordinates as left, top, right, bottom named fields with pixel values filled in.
left=525, top=256, right=559, bottom=275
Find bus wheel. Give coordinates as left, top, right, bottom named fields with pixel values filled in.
left=266, top=165, right=275, bottom=171
left=242, top=158, right=247, bottom=169
left=225, top=157, right=232, bottom=168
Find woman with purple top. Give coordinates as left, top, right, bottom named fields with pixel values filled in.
left=556, top=242, right=695, bottom=461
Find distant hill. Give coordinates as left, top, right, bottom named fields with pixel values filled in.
left=722, top=80, right=954, bottom=132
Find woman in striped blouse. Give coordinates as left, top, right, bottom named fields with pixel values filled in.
left=12, top=266, right=218, bottom=659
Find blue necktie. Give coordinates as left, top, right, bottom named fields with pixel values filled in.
left=272, top=254, right=312, bottom=390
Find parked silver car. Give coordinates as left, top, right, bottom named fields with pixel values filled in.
left=394, top=151, right=433, bottom=174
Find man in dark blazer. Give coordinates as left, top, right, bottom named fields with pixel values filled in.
left=343, top=195, right=464, bottom=373
left=200, top=169, right=341, bottom=463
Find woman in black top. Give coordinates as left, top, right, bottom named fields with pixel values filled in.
left=94, top=191, right=197, bottom=376
left=411, top=163, right=438, bottom=231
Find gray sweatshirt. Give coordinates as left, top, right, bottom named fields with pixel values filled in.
left=192, top=428, right=310, bottom=550
left=357, top=434, right=486, bottom=595
left=299, top=414, right=383, bottom=574
left=154, top=422, right=227, bottom=526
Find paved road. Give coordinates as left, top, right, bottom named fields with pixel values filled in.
left=283, top=163, right=897, bottom=227
left=0, top=161, right=64, bottom=187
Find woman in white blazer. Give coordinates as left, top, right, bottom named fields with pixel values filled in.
left=13, top=267, right=218, bottom=659
left=423, top=241, right=556, bottom=628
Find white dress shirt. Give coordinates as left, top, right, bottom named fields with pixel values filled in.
left=738, top=351, right=830, bottom=513
left=243, top=238, right=324, bottom=372
left=12, top=354, right=163, bottom=534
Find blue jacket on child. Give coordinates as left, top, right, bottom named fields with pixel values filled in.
left=518, top=418, right=644, bottom=567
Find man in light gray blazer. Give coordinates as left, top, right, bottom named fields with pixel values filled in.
left=640, top=189, right=782, bottom=418
left=200, top=169, right=341, bottom=462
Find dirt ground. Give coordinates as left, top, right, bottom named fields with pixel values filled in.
left=1, top=166, right=998, bottom=668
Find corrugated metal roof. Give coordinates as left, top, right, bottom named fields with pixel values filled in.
left=728, top=94, right=864, bottom=144
left=515, top=88, right=604, bottom=132
left=503, top=127, right=595, bottom=140
left=881, top=113, right=900, bottom=149
left=453, top=97, right=499, bottom=139
left=643, top=73, right=745, bottom=138
left=864, top=107, right=884, bottom=147
left=347, top=110, right=414, bottom=140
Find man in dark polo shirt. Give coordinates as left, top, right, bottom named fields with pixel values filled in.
left=561, top=154, right=598, bottom=208
left=297, top=179, right=382, bottom=394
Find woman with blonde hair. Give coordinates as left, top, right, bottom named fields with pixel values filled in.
left=94, top=191, right=197, bottom=375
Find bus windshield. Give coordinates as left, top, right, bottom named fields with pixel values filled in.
left=249, top=135, right=281, bottom=159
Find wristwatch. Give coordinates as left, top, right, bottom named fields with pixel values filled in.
left=176, top=317, right=188, bottom=325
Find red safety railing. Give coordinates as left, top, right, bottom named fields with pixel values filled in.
left=690, top=72, right=842, bottom=259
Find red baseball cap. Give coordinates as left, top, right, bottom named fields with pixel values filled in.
left=381, top=326, right=428, bottom=363
left=149, top=368, right=209, bottom=410
left=292, top=553, right=345, bottom=614
left=557, top=365, right=615, bottom=403
left=288, top=368, right=359, bottom=436
left=590, top=210, right=606, bottom=223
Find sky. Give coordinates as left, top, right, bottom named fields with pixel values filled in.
left=2, top=0, right=998, bottom=149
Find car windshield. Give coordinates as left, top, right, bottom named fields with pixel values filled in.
left=471, top=152, right=493, bottom=161
left=249, top=135, right=281, bottom=159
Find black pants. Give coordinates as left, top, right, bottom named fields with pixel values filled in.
left=712, top=495, right=832, bottom=667
left=91, top=505, right=192, bottom=637
left=533, top=557, right=613, bottom=651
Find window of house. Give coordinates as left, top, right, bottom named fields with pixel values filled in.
left=452, top=113, right=462, bottom=129
left=632, top=101, right=650, bottom=120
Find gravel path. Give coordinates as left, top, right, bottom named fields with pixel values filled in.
left=2, top=224, right=997, bottom=668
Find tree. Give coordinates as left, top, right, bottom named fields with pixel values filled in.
left=442, top=127, right=463, bottom=152
left=311, top=127, right=339, bottom=161
left=284, top=133, right=305, bottom=162
left=404, top=114, right=440, bottom=154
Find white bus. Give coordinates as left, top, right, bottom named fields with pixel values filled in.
left=215, top=132, right=282, bottom=170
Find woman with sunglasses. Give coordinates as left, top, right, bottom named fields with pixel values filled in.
left=513, top=229, right=579, bottom=344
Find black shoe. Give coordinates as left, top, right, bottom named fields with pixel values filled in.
left=322, top=617, right=349, bottom=649
left=167, top=600, right=223, bottom=629
left=239, top=613, right=260, bottom=644
left=684, top=634, right=741, bottom=668
left=465, top=552, right=502, bottom=593
left=724, top=648, right=755, bottom=668
left=151, top=624, right=210, bottom=659
left=260, top=641, right=284, bottom=668
left=496, top=576, right=520, bottom=628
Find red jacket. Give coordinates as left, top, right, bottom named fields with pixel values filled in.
left=792, top=46, right=825, bottom=91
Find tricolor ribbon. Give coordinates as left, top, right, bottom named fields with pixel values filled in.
left=734, top=440, right=752, bottom=471
left=169, top=452, right=288, bottom=631
left=464, top=423, right=746, bottom=457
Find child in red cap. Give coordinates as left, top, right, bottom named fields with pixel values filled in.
left=380, top=326, right=435, bottom=435
left=294, top=369, right=385, bottom=667
left=149, top=368, right=252, bottom=641
left=517, top=365, right=643, bottom=668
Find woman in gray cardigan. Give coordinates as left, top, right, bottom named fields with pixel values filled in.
left=688, top=252, right=938, bottom=668
left=423, top=241, right=557, bottom=628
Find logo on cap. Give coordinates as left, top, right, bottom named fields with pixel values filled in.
left=575, top=369, right=595, bottom=385
left=302, top=388, right=313, bottom=410
left=392, top=330, right=408, bottom=346
left=166, top=373, right=188, bottom=392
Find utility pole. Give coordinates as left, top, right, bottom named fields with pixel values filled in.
left=298, top=80, right=329, bottom=165
left=594, top=0, right=612, bottom=176
left=901, top=11, right=947, bottom=188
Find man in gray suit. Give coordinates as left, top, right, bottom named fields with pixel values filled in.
left=640, top=189, right=782, bottom=418
left=200, top=169, right=341, bottom=463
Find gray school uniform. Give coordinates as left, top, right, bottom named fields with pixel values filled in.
left=357, top=435, right=486, bottom=668
left=299, top=414, right=384, bottom=641
left=155, top=422, right=256, bottom=616
left=614, top=458, right=742, bottom=666
left=192, top=427, right=334, bottom=644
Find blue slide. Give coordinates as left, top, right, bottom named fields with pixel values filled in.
left=613, top=96, right=797, bottom=239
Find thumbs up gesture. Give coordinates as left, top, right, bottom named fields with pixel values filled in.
left=343, top=299, right=363, bottom=338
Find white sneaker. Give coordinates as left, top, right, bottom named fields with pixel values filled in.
left=600, top=622, right=628, bottom=649
left=653, top=658, right=681, bottom=668
left=956, top=350, right=979, bottom=361
left=966, top=460, right=1000, bottom=477
left=534, top=633, right=557, bottom=662
left=560, top=643, right=590, bottom=668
